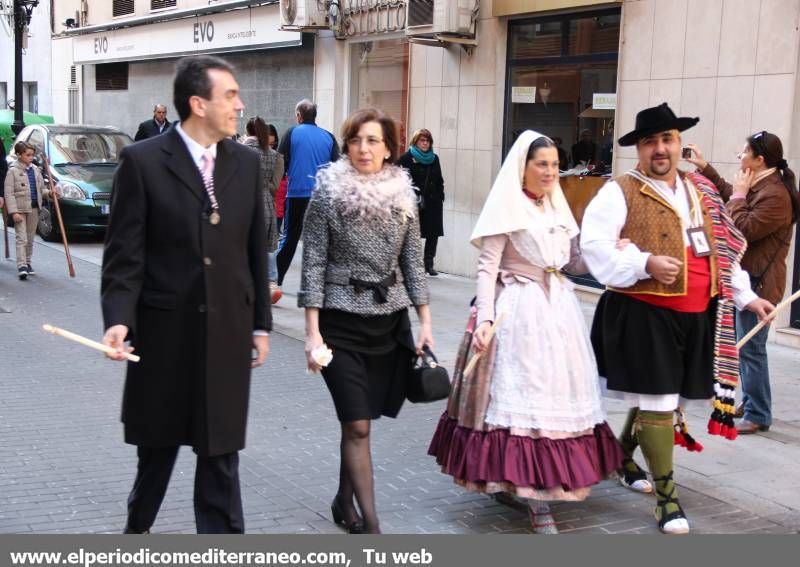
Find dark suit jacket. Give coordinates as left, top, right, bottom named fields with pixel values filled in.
left=101, top=127, right=269, bottom=456
left=134, top=118, right=171, bottom=141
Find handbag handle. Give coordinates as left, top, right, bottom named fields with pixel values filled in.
left=418, top=345, right=439, bottom=367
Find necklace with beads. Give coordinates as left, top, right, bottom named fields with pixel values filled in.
left=522, top=188, right=546, bottom=206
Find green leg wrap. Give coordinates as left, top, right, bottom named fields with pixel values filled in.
left=618, top=407, right=642, bottom=475
left=636, top=410, right=681, bottom=520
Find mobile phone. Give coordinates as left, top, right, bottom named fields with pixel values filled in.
left=682, top=147, right=692, bottom=159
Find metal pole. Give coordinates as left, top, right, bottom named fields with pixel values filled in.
left=11, top=0, right=38, bottom=136
left=11, top=0, right=24, bottom=135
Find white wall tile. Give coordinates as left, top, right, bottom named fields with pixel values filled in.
left=425, top=46, right=444, bottom=87
left=439, top=86, right=460, bottom=149
left=423, top=86, right=443, bottom=144
left=616, top=80, right=651, bottom=160
left=314, top=90, right=336, bottom=133
left=439, top=148, right=457, bottom=207
left=474, top=18, right=499, bottom=86
left=680, top=78, right=718, bottom=158
left=711, top=75, right=755, bottom=165
left=471, top=150, right=494, bottom=213
left=652, top=0, right=688, bottom=80
left=619, top=0, right=655, bottom=81
left=314, top=36, right=337, bottom=91
left=718, top=0, right=760, bottom=76
left=408, top=86, right=426, bottom=141
left=756, top=0, right=800, bottom=75
left=475, top=85, right=495, bottom=151
left=649, top=79, right=683, bottom=111
left=684, top=0, right=724, bottom=78
left=454, top=149, right=476, bottom=213
left=442, top=45, right=461, bottom=87
left=410, top=44, right=427, bottom=88
left=751, top=74, right=795, bottom=144
left=456, top=86, right=478, bottom=150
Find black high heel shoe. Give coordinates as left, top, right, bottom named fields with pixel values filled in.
left=331, top=497, right=364, bottom=534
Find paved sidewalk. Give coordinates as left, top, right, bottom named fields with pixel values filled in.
left=0, top=232, right=798, bottom=534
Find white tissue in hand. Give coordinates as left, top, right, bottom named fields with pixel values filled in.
left=311, top=344, right=333, bottom=367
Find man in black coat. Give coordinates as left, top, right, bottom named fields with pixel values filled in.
left=102, top=55, right=270, bottom=534
left=134, top=104, right=171, bottom=141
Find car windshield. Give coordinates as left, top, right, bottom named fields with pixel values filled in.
left=48, top=132, right=132, bottom=165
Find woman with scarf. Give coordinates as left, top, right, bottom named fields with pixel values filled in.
left=397, top=129, right=445, bottom=275
left=300, top=108, right=434, bottom=534
left=684, top=132, right=800, bottom=435
left=428, top=131, right=624, bottom=534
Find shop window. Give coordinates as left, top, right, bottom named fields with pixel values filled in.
left=349, top=39, right=410, bottom=152
left=113, top=0, right=135, bottom=18
left=23, top=82, right=38, bottom=113
left=96, top=63, right=129, bottom=91
left=151, top=0, right=177, bottom=10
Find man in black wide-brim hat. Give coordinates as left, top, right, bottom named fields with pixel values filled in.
left=579, top=103, right=774, bottom=534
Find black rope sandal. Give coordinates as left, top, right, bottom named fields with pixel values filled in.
left=618, top=459, right=653, bottom=493
left=653, top=471, right=689, bottom=535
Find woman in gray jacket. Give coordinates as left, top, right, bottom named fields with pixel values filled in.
left=299, top=108, right=434, bottom=534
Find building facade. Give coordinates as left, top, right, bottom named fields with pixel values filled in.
left=311, top=0, right=800, bottom=345
left=0, top=0, right=52, bottom=116
left=50, top=0, right=312, bottom=140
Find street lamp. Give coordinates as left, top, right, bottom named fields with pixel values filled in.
left=11, top=0, right=39, bottom=135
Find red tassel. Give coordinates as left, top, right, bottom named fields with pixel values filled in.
left=725, top=427, right=738, bottom=441
left=708, top=419, right=721, bottom=435
left=674, top=430, right=685, bottom=446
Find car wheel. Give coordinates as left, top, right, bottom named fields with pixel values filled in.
left=37, top=207, right=61, bottom=242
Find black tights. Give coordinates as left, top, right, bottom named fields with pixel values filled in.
left=336, top=420, right=381, bottom=533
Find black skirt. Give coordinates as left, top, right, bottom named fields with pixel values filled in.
left=590, top=291, right=716, bottom=400
left=319, top=309, right=416, bottom=422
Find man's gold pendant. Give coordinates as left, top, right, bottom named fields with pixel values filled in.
left=210, top=211, right=221, bottom=225
left=687, top=227, right=711, bottom=257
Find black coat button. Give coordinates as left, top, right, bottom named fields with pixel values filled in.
left=198, top=304, right=207, bottom=313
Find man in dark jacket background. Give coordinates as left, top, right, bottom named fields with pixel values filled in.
left=275, top=99, right=338, bottom=287
left=102, top=55, right=270, bottom=534
left=134, top=104, right=171, bottom=141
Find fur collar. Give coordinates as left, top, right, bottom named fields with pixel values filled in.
left=318, top=157, right=417, bottom=222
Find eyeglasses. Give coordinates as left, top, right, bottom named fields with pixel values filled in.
left=346, top=136, right=385, bottom=148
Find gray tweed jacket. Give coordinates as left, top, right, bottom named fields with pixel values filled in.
left=298, top=159, right=430, bottom=315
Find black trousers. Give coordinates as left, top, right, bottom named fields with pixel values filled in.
left=276, top=197, right=310, bottom=285
left=423, top=236, right=438, bottom=271
left=125, top=446, right=244, bottom=534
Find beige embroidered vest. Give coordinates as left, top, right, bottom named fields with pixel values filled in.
left=608, top=172, right=718, bottom=297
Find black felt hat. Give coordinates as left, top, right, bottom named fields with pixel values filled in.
left=618, top=103, right=700, bottom=146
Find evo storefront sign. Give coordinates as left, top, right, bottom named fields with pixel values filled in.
left=73, top=5, right=301, bottom=64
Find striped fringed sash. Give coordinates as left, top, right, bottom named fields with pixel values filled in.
left=687, top=172, right=747, bottom=440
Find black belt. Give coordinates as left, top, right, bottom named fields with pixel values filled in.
left=349, top=272, right=397, bottom=304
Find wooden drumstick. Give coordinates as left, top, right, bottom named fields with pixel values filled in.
left=42, top=324, right=140, bottom=363
left=736, top=288, right=800, bottom=349
left=462, top=311, right=506, bottom=377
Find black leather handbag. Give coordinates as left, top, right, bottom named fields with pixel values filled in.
left=406, top=346, right=451, bottom=403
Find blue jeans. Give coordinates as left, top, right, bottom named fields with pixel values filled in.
left=736, top=309, right=772, bottom=426
left=268, top=252, right=278, bottom=283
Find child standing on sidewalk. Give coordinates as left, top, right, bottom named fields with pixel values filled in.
left=3, top=141, right=46, bottom=280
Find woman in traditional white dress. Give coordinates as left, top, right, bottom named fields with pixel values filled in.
left=428, top=131, right=624, bottom=534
